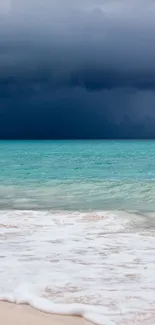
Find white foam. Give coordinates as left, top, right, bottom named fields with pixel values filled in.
left=0, top=288, right=115, bottom=325
left=1, top=209, right=155, bottom=324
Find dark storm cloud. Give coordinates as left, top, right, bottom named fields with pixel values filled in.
left=1, top=0, right=155, bottom=89
left=0, top=0, right=155, bottom=138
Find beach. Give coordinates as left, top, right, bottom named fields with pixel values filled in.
left=0, top=302, right=91, bottom=325
left=1, top=140, right=155, bottom=325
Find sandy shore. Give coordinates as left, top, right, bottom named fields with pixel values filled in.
left=0, top=302, right=93, bottom=325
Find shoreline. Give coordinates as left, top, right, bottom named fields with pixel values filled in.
left=0, top=302, right=92, bottom=325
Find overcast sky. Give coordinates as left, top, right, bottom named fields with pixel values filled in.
left=0, top=0, right=155, bottom=139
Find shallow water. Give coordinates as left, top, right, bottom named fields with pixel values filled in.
left=0, top=140, right=155, bottom=211
left=0, top=141, right=155, bottom=324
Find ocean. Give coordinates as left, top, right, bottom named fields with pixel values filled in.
left=0, top=140, right=155, bottom=325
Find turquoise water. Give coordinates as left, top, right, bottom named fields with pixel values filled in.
left=0, top=140, right=155, bottom=210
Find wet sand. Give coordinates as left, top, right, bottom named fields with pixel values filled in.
left=0, top=302, right=92, bottom=325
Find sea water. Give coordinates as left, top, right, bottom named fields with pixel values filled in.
left=0, top=140, right=155, bottom=324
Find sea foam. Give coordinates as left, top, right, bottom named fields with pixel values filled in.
left=0, top=287, right=115, bottom=325
left=1, top=209, right=155, bottom=325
